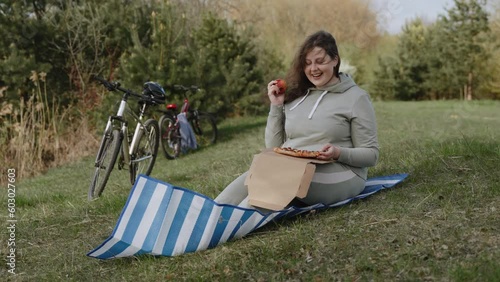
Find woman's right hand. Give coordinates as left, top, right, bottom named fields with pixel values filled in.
left=267, top=80, right=285, bottom=105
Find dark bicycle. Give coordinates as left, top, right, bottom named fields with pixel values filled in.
left=158, top=85, right=217, bottom=159
left=88, top=76, right=165, bottom=200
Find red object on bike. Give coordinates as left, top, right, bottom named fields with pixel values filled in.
left=166, top=104, right=177, bottom=110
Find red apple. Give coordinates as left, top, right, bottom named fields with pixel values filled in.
left=276, top=79, right=287, bottom=95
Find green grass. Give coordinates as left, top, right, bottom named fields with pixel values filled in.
left=2, top=100, right=499, bottom=281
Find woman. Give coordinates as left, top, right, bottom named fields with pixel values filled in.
left=215, top=30, right=379, bottom=209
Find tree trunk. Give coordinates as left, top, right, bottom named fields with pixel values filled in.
left=467, top=72, right=473, bottom=101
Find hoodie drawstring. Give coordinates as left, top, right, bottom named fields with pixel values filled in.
left=289, top=89, right=310, bottom=111
left=289, top=90, right=329, bottom=119
left=308, top=90, right=329, bottom=119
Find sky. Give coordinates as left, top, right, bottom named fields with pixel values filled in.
left=370, top=0, right=454, bottom=34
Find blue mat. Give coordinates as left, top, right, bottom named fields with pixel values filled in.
left=88, top=173, right=408, bottom=259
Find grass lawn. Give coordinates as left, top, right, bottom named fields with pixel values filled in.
left=2, top=100, right=499, bottom=281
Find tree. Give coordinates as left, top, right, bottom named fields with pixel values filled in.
left=0, top=0, right=55, bottom=103
left=422, top=20, right=459, bottom=99
left=372, top=19, right=430, bottom=100
left=46, top=1, right=130, bottom=106
left=0, top=0, right=146, bottom=108
left=394, top=19, right=429, bottom=100
left=372, top=0, right=492, bottom=100
left=118, top=1, right=188, bottom=87
left=118, top=7, right=280, bottom=117
left=481, top=2, right=500, bottom=98
left=186, top=13, right=268, bottom=115
left=371, top=56, right=397, bottom=100
left=440, top=0, right=490, bottom=100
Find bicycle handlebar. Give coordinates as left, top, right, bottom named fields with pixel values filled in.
left=92, top=75, right=164, bottom=104
left=92, top=76, right=200, bottom=105
left=92, top=75, right=141, bottom=96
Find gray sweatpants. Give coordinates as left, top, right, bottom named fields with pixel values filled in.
left=214, top=162, right=365, bottom=209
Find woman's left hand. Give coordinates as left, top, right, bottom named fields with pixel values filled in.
left=318, top=143, right=340, bottom=161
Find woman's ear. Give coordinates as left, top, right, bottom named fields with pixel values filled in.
left=332, top=56, right=339, bottom=67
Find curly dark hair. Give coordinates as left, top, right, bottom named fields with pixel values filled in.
left=284, top=30, right=341, bottom=104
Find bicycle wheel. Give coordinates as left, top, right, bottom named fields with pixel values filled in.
left=130, top=119, right=159, bottom=184
left=159, top=114, right=181, bottom=159
left=192, top=113, right=217, bottom=147
left=88, top=129, right=122, bottom=200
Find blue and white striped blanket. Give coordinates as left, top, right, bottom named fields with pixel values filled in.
left=87, top=173, right=408, bottom=259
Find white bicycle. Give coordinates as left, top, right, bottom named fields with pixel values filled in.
left=88, top=76, right=165, bottom=200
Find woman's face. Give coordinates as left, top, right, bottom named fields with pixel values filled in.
left=304, top=47, right=338, bottom=88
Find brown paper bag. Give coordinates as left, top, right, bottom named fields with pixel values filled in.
left=245, top=149, right=331, bottom=211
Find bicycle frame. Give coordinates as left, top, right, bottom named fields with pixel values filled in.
left=180, top=96, right=190, bottom=114
left=127, top=103, right=154, bottom=163
left=95, top=94, right=152, bottom=171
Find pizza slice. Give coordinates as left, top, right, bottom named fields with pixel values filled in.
left=273, top=147, right=321, bottom=159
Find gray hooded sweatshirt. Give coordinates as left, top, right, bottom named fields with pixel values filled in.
left=265, top=73, right=379, bottom=180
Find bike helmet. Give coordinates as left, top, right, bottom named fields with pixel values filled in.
left=143, top=82, right=166, bottom=103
